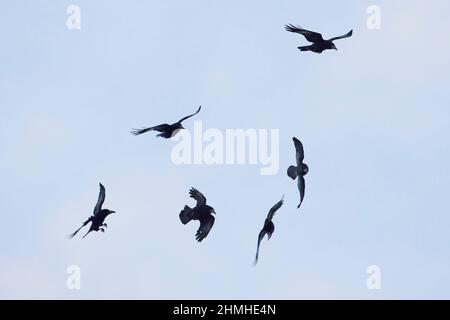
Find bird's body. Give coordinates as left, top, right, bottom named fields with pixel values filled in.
left=179, top=188, right=216, bottom=242
left=285, top=24, right=353, bottom=53
left=131, top=106, right=201, bottom=138
left=68, top=183, right=116, bottom=239
left=254, top=196, right=284, bottom=265
left=287, top=137, right=308, bottom=209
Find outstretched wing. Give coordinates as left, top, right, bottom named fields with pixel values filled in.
left=328, top=29, right=353, bottom=42
left=130, top=124, right=171, bottom=136
left=254, top=229, right=267, bottom=265
left=189, top=187, right=206, bottom=207
left=93, top=183, right=106, bottom=215
left=177, top=105, right=201, bottom=124
left=68, top=217, right=92, bottom=239
left=285, top=24, right=324, bottom=43
left=267, top=196, right=284, bottom=220
left=297, top=176, right=306, bottom=209
left=293, top=137, right=305, bottom=165
left=195, top=214, right=215, bottom=242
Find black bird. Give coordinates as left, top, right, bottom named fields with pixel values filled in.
left=254, top=196, right=284, bottom=265
left=179, top=188, right=216, bottom=242
left=68, top=183, right=116, bottom=239
left=285, top=24, right=353, bottom=53
left=131, top=106, right=201, bottom=138
left=287, top=137, right=309, bottom=209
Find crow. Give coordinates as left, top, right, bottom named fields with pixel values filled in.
left=254, top=196, right=284, bottom=265
left=179, top=188, right=216, bottom=242
left=287, top=137, right=309, bottom=209
left=285, top=24, right=353, bottom=53
left=68, top=183, right=116, bottom=239
left=131, top=106, right=201, bottom=138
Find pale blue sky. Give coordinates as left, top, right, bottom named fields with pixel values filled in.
left=1, top=0, right=450, bottom=299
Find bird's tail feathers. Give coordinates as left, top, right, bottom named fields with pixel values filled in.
left=179, top=206, right=193, bottom=224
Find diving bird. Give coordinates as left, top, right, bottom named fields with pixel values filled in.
left=68, top=183, right=116, bottom=239
left=131, top=106, right=201, bottom=138
left=179, top=188, right=216, bottom=242
left=254, top=196, right=284, bottom=265
left=287, top=137, right=309, bottom=209
left=285, top=24, right=353, bottom=53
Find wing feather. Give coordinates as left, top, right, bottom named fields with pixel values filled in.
left=267, top=196, right=284, bottom=220
left=297, top=176, right=306, bottom=209
left=328, top=30, right=353, bottom=42
left=195, top=214, right=215, bottom=242
left=177, top=106, right=201, bottom=123
left=293, top=137, right=305, bottom=165
left=285, top=24, right=324, bottom=43
left=130, top=124, right=170, bottom=136
left=254, top=229, right=267, bottom=265
left=189, top=187, right=206, bottom=207
left=93, top=183, right=105, bottom=215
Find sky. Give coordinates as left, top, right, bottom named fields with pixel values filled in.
left=1, top=0, right=450, bottom=299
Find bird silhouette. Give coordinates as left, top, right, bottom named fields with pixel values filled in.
left=254, top=196, right=284, bottom=265
left=287, top=137, right=309, bottom=209
left=285, top=24, right=353, bottom=53
left=179, top=188, right=216, bottom=242
left=68, top=183, right=116, bottom=239
left=131, top=106, right=201, bottom=138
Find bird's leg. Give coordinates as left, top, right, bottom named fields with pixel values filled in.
left=101, top=223, right=108, bottom=228
left=100, top=228, right=105, bottom=232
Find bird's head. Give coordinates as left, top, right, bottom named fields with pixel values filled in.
left=206, top=206, right=216, bottom=215
left=105, top=209, right=116, bottom=215
left=302, top=164, right=309, bottom=175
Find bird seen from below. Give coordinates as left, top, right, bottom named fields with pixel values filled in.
left=179, top=187, right=216, bottom=242
left=68, top=183, right=116, bottom=239
left=287, top=137, right=308, bottom=209
left=131, top=106, right=201, bottom=138
left=254, top=196, right=284, bottom=265
left=285, top=24, right=353, bottom=53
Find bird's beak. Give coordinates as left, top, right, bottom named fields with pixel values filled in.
left=334, top=47, right=338, bottom=50
left=111, top=211, right=116, bottom=214
left=212, top=210, right=216, bottom=215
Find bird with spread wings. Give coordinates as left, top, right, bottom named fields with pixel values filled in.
left=254, top=196, right=284, bottom=265
left=131, top=106, right=201, bottom=139
left=287, top=137, right=309, bottom=209
left=179, top=188, right=216, bottom=242
left=285, top=24, right=353, bottom=53
left=68, top=183, right=116, bottom=239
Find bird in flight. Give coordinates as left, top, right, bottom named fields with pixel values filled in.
left=287, top=137, right=309, bottom=209
left=285, top=24, right=353, bottom=53
left=254, top=196, right=284, bottom=265
left=68, top=183, right=116, bottom=239
left=179, top=188, right=216, bottom=242
left=130, top=106, right=201, bottom=138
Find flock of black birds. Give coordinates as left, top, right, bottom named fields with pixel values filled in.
left=69, top=24, right=353, bottom=265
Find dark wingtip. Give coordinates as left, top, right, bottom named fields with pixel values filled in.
left=130, top=129, right=143, bottom=136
